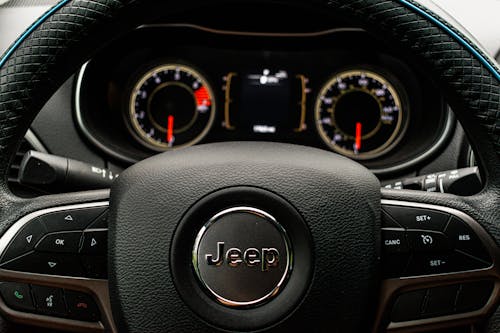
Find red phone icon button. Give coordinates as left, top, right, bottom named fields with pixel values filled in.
left=76, top=302, right=88, bottom=309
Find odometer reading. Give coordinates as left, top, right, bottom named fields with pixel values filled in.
left=315, top=70, right=408, bottom=159
left=128, top=64, right=215, bottom=151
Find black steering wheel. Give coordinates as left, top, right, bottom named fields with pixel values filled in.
left=0, top=0, right=498, bottom=332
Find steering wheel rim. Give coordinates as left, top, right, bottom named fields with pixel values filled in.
left=0, top=0, right=498, bottom=332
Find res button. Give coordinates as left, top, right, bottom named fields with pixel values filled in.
left=444, top=217, right=491, bottom=263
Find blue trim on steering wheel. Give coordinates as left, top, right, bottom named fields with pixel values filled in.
left=397, top=0, right=500, bottom=81
left=0, top=0, right=70, bottom=69
left=0, top=0, right=499, bottom=82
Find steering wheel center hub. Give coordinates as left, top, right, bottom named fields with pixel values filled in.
left=193, top=207, right=291, bottom=307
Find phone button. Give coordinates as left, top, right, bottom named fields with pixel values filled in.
left=65, top=290, right=100, bottom=322
left=0, top=282, right=35, bottom=312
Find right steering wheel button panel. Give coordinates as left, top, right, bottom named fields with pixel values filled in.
left=381, top=204, right=492, bottom=278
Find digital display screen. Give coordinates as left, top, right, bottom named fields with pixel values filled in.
left=236, top=69, right=293, bottom=135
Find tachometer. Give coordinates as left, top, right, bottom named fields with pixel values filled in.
left=315, top=69, right=408, bottom=159
left=127, top=64, right=215, bottom=151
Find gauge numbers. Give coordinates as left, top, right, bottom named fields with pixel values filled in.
left=128, top=64, right=216, bottom=151
left=315, top=69, right=408, bottom=159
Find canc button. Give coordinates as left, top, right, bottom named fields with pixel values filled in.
left=382, top=228, right=409, bottom=254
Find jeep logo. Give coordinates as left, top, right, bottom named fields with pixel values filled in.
left=205, top=241, right=280, bottom=271
left=192, top=206, right=291, bottom=306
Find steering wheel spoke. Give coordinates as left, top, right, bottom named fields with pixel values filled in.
left=0, top=191, right=115, bottom=332
left=375, top=189, right=500, bottom=332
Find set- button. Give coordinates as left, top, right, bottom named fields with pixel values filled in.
left=382, top=205, right=491, bottom=278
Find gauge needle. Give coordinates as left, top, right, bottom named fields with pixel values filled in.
left=167, top=115, right=174, bottom=145
left=355, top=122, right=362, bottom=151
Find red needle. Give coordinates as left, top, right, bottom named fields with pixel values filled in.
left=355, top=122, right=362, bottom=151
left=167, top=115, right=174, bottom=144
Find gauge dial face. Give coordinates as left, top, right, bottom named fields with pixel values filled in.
left=315, top=70, right=408, bottom=160
left=128, top=64, right=216, bottom=151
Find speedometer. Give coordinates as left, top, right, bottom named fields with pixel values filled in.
left=127, top=64, right=215, bottom=151
left=315, top=69, right=409, bottom=159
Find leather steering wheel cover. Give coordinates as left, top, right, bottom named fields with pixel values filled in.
left=0, top=0, right=499, bottom=331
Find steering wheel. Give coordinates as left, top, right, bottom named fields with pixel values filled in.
left=0, top=0, right=498, bottom=332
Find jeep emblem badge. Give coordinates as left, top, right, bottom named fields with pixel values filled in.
left=193, top=207, right=292, bottom=307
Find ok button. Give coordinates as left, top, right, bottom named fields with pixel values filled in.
left=35, top=231, right=82, bottom=254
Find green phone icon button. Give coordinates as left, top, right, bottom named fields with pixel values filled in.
left=14, top=291, right=24, bottom=300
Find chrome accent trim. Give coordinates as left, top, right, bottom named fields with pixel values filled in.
left=192, top=206, right=292, bottom=308
left=74, top=62, right=138, bottom=164
left=371, top=109, right=455, bottom=176
left=24, top=128, right=48, bottom=153
left=468, top=149, right=476, bottom=167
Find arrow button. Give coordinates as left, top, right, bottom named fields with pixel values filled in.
left=25, top=235, right=33, bottom=244
left=80, top=230, right=107, bottom=255
left=0, top=218, right=48, bottom=264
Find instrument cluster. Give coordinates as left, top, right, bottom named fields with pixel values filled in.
left=76, top=25, right=451, bottom=175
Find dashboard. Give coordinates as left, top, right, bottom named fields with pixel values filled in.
left=75, top=24, right=451, bottom=175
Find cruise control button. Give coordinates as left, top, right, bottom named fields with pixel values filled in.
left=41, top=206, right=107, bottom=233
left=382, top=253, right=410, bottom=278
left=382, top=211, right=402, bottom=228
left=86, top=211, right=108, bottom=229
left=407, top=230, right=451, bottom=252
left=35, top=231, right=82, bottom=253
left=81, top=256, right=107, bottom=279
left=456, top=281, right=494, bottom=313
left=423, top=285, right=459, bottom=317
left=382, top=205, right=449, bottom=231
left=406, top=251, right=489, bottom=276
left=80, top=230, right=107, bottom=255
left=31, top=285, right=66, bottom=316
left=0, top=219, right=47, bottom=264
left=391, top=289, right=426, bottom=322
left=444, top=217, right=491, bottom=263
left=65, top=290, right=100, bottom=322
left=0, top=282, right=35, bottom=312
left=1, top=252, right=85, bottom=277
left=382, top=228, right=409, bottom=254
